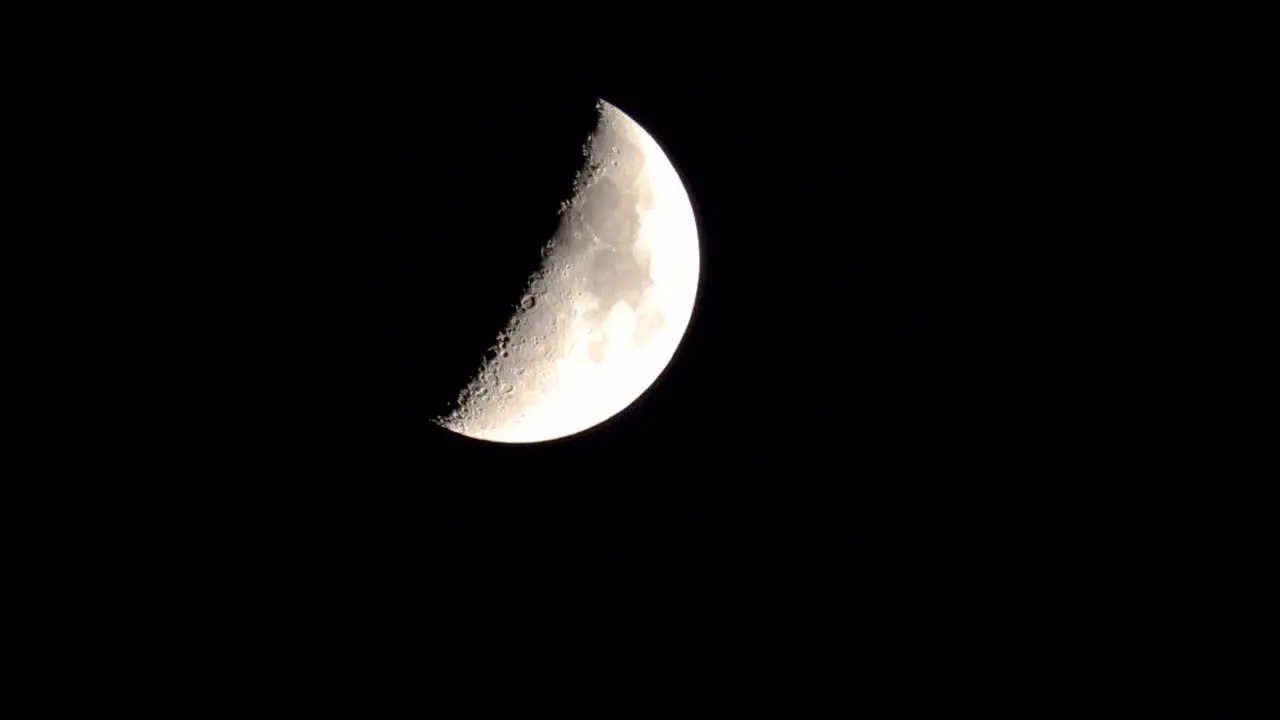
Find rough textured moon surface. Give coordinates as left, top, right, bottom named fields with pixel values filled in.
left=436, top=100, right=700, bottom=443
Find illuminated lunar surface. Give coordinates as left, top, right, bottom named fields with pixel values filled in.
left=436, top=100, right=700, bottom=443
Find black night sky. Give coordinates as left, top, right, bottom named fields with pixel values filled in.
left=243, top=66, right=999, bottom=682
left=50, top=44, right=1254, bottom=707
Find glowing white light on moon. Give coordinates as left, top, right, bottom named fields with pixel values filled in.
left=436, top=100, right=700, bottom=443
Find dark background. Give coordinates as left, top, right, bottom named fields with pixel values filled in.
left=38, top=41, right=1257, bottom=705
left=229, top=66, right=1007, bottom=676
left=132, top=63, right=965, bottom=670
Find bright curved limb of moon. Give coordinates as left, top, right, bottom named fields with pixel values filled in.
left=436, top=100, right=700, bottom=443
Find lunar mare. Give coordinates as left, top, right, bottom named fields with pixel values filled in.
left=437, top=100, right=699, bottom=443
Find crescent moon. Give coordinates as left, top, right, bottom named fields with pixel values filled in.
left=436, top=100, right=700, bottom=443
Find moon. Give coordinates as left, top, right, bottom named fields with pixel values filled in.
left=435, top=100, right=700, bottom=444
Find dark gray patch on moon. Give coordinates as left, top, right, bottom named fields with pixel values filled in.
left=588, top=331, right=609, bottom=363
left=552, top=114, right=664, bottom=356
left=580, top=177, right=650, bottom=306
left=634, top=307, right=666, bottom=347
